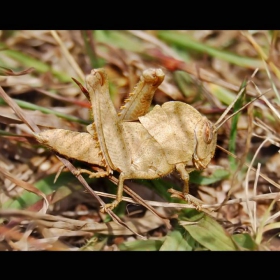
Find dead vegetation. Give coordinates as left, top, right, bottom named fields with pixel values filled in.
left=1, top=30, right=280, bottom=250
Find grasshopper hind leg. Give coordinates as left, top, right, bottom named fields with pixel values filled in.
left=100, top=160, right=174, bottom=212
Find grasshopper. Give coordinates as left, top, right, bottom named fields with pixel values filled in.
left=34, top=68, right=217, bottom=211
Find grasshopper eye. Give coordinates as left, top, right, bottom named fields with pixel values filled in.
left=203, top=120, right=214, bottom=144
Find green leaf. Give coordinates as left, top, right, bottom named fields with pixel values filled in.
left=159, top=230, right=193, bottom=251
left=190, top=169, right=229, bottom=185
left=118, top=239, right=163, bottom=251
left=180, top=212, right=238, bottom=251
left=2, top=172, right=82, bottom=210
left=232, top=233, right=258, bottom=251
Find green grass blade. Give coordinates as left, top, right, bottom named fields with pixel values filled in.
left=94, top=30, right=144, bottom=53
left=209, top=84, right=236, bottom=106
left=228, top=80, right=247, bottom=170
left=0, top=130, right=21, bottom=136
left=157, top=31, right=263, bottom=69
left=0, top=44, right=73, bottom=82
left=81, top=31, right=105, bottom=69
left=0, top=97, right=90, bottom=125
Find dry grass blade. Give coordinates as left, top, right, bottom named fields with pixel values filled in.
left=50, top=30, right=84, bottom=81
left=214, top=86, right=246, bottom=130
left=206, top=193, right=280, bottom=208
left=35, top=88, right=91, bottom=108
left=0, top=66, right=35, bottom=76
left=0, top=86, right=40, bottom=133
left=241, top=31, right=280, bottom=81
left=0, top=209, right=161, bottom=237
left=0, top=112, right=23, bottom=125
left=217, top=145, right=280, bottom=190
left=0, top=225, right=61, bottom=251
left=252, top=163, right=261, bottom=233
left=262, top=58, right=280, bottom=102
left=250, top=77, right=280, bottom=120
left=0, top=165, right=49, bottom=213
left=255, top=193, right=280, bottom=245
left=245, top=138, right=271, bottom=233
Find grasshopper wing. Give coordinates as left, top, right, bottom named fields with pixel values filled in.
left=139, top=102, right=197, bottom=165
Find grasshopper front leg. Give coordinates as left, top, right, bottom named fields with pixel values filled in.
left=86, top=69, right=132, bottom=211
left=174, top=163, right=202, bottom=211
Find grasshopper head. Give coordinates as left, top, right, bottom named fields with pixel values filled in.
left=192, top=116, right=217, bottom=170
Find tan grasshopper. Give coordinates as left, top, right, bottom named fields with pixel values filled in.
left=34, top=68, right=217, bottom=211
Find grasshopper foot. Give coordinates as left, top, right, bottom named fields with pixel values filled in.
left=73, top=168, right=82, bottom=177
left=183, top=194, right=202, bottom=211
left=100, top=200, right=120, bottom=213
left=168, top=189, right=202, bottom=211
